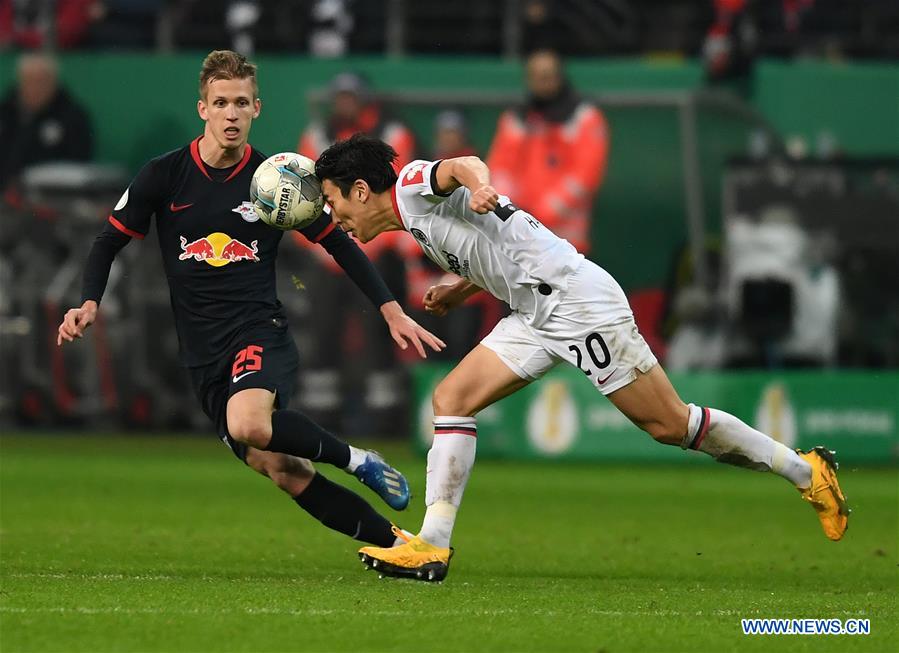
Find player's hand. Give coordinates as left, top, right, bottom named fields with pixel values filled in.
left=469, top=185, right=499, bottom=214
left=380, top=301, right=446, bottom=358
left=423, top=283, right=467, bottom=317
left=57, top=300, right=98, bottom=346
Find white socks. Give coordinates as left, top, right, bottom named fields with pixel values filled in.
left=683, top=404, right=812, bottom=488
left=393, top=527, right=414, bottom=547
left=344, top=445, right=367, bottom=473
left=419, top=416, right=477, bottom=548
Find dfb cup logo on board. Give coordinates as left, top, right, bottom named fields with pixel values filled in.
left=755, top=382, right=797, bottom=448
left=527, top=380, right=578, bottom=455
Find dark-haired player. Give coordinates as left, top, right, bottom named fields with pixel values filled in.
left=314, top=134, right=848, bottom=581
left=57, top=51, right=445, bottom=549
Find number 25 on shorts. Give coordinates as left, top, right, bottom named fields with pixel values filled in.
left=232, top=345, right=263, bottom=377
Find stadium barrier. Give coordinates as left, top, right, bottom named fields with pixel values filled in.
left=412, top=364, right=899, bottom=464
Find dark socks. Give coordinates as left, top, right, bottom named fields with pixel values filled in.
left=267, top=409, right=351, bottom=468
left=293, top=473, right=395, bottom=547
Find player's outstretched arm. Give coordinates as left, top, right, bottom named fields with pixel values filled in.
left=58, top=220, right=134, bottom=347
left=380, top=301, right=446, bottom=358
left=435, top=156, right=499, bottom=214
left=57, top=300, right=98, bottom=345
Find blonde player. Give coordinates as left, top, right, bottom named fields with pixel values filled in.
left=314, top=134, right=849, bottom=582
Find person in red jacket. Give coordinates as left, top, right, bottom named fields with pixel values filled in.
left=293, top=72, right=418, bottom=434
left=487, top=50, right=609, bottom=254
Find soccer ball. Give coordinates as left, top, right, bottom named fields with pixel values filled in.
left=250, top=152, right=324, bottom=230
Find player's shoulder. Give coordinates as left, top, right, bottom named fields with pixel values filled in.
left=396, top=159, right=447, bottom=202
left=397, top=159, right=435, bottom=185
left=127, top=146, right=183, bottom=192
left=142, top=143, right=191, bottom=175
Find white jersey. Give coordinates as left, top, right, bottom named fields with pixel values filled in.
left=393, top=160, right=584, bottom=327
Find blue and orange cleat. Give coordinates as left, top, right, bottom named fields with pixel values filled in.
left=353, top=451, right=410, bottom=511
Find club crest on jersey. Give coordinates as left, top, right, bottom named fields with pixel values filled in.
left=410, top=228, right=430, bottom=245
left=232, top=201, right=259, bottom=222
left=402, top=163, right=426, bottom=186
left=178, top=232, right=259, bottom=267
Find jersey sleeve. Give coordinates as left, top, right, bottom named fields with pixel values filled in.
left=107, top=157, right=165, bottom=239
left=295, top=206, right=337, bottom=243
left=394, top=159, right=451, bottom=217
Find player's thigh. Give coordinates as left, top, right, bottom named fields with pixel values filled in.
left=245, top=447, right=315, bottom=495
left=438, top=311, right=560, bottom=417
left=225, top=330, right=299, bottom=446
left=543, top=321, right=687, bottom=444
left=226, top=388, right=277, bottom=447
left=433, top=344, right=532, bottom=416
left=605, top=365, right=689, bottom=445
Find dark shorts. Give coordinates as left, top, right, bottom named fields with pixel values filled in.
left=188, top=320, right=299, bottom=462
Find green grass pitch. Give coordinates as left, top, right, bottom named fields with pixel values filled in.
left=1, top=434, right=896, bottom=652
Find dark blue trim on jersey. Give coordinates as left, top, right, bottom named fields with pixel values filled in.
left=429, top=159, right=453, bottom=197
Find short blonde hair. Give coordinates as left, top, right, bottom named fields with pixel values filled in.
left=198, top=50, right=258, bottom=100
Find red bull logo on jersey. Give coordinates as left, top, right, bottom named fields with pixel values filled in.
left=178, top=232, right=259, bottom=267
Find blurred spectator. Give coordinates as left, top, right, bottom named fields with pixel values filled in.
left=226, top=1, right=260, bottom=55
left=86, top=0, right=161, bottom=49
left=299, top=72, right=415, bottom=164
left=309, top=0, right=354, bottom=57
left=0, top=53, right=93, bottom=191
left=0, top=0, right=103, bottom=50
left=294, top=72, right=418, bottom=435
left=487, top=50, right=609, bottom=253
left=702, top=0, right=758, bottom=90
left=432, top=109, right=476, bottom=159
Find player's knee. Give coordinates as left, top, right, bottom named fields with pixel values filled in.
left=432, top=381, right=474, bottom=417
left=227, top=415, right=272, bottom=448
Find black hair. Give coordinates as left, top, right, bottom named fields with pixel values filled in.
left=314, top=133, right=399, bottom=197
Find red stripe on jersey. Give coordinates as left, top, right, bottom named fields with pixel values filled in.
left=313, top=222, right=336, bottom=242
left=390, top=185, right=400, bottom=220
left=190, top=136, right=212, bottom=180
left=108, top=215, right=144, bottom=240
left=224, top=144, right=253, bottom=182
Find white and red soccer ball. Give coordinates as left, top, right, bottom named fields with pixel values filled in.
left=250, top=152, right=324, bottom=230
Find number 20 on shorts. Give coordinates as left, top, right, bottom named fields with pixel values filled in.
left=568, top=333, right=612, bottom=378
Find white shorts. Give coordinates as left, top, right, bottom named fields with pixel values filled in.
left=481, top=260, right=658, bottom=395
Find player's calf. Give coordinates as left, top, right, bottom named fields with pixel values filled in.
left=245, top=449, right=406, bottom=547
left=245, top=449, right=315, bottom=496
left=635, top=412, right=690, bottom=446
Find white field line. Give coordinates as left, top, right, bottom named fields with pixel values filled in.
left=0, top=606, right=870, bottom=618
left=0, top=606, right=735, bottom=617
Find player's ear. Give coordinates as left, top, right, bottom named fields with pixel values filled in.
left=354, top=179, right=370, bottom=203
left=197, top=99, right=208, bottom=121
left=253, top=98, right=261, bottom=118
